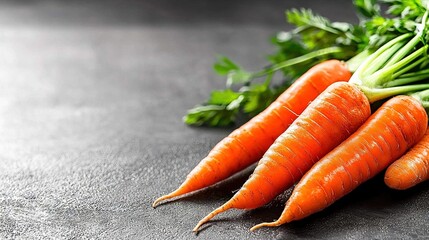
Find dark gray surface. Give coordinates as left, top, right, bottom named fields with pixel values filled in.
left=0, top=0, right=427, bottom=239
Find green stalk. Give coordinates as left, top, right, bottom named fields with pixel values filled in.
left=226, top=46, right=344, bottom=87
left=345, top=49, right=372, bottom=73
left=370, top=46, right=428, bottom=86
left=361, top=83, right=429, bottom=103
left=364, top=42, right=405, bottom=77
left=400, top=68, right=429, bottom=78
left=293, top=25, right=340, bottom=36
left=349, top=33, right=412, bottom=86
left=391, top=57, right=427, bottom=79
left=383, top=34, right=422, bottom=68
left=350, top=10, right=429, bottom=95
left=252, top=46, right=342, bottom=78
left=385, top=75, right=429, bottom=87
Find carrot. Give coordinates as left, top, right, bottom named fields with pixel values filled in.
left=152, top=60, right=352, bottom=207
left=193, top=81, right=371, bottom=232
left=384, top=128, right=429, bottom=190
left=250, top=95, right=428, bottom=231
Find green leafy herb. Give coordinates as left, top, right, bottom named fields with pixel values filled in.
left=353, top=0, right=381, bottom=18
left=184, top=7, right=368, bottom=127
left=382, top=0, right=428, bottom=17
left=183, top=105, right=239, bottom=127
left=185, top=0, right=428, bottom=127
left=213, top=56, right=240, bottom=76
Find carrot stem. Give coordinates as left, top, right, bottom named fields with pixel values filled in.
left=385, top=74, right=429, bottom=87
left=390, top=57, right=427, bottom=81
left=349, top=9, right=428, bottom=89
left=370, top=45, right=428, bottom=86
left=383, top=34, right=422, bottom=68
left=360, top=83, right=429, bottom=103
left=349, top=33, right=412, bottom=86
left=401, top=68, right=429, bottom=77
left=345, top=49, right=372, bottom=72
left=364, top=42, right=406, bottom=78
left=252, top=46, right=343, bottom=78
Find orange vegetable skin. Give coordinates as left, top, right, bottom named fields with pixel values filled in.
left=385, top=128, right=429, bottom=190
left=153, top=60, right=351, bottom=207
left=194, top=81, right=371, bottom=232
left=251, top=95, right=428, bottom=230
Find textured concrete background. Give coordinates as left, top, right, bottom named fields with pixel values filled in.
left=0, top=0, right=427, bottom=239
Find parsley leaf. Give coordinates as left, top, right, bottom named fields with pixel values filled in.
left=213, top=56, right=240, bottom=76
left=353, top=0, right=381, bottom=18
left=184, top=7, right=367, bottom=127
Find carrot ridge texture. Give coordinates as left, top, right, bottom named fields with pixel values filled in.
left=152, top=60, right=351, bottom=207
left=194, top=81, right=371, bottom=232
left=385, top=128, right=429, bottom=190
left=251, top=95, right=428, bottom=231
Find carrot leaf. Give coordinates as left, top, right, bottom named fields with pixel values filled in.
left=213, top=56, right=241, bottom=76
left=350, top=8, right=429, bottom=102
left=207, top=89, right=241, bottom=105
left=353, top=0, right=380, bottom=18
left=185, top=6, right=366, bottom=126
left=184, top=0, right=428, bottom=127
left=382, top=0, right=428, bottom=17
left=226, top=69, right=253, bottom=87
left=183, top=105, right=238, bottom=127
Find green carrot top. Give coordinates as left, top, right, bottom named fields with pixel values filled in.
left=350, top=9, right=429, bottom=103
left=184, top=0, right=429, bottom=127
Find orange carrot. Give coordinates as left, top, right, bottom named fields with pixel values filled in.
left=152, top=60, right=351, bottom=207
left=384, top=128, right=429, bottom=190
left=193, top=81, right=371, bottom=232
left=251, top=95, right=428, bottom=231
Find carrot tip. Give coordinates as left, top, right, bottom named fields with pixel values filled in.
left=192, top=221, right=205, bottom=233
left=151, top=198, right=162, bottom=208
left=193, top=202, right=232, bottom=233
left=250, top=221, right=281, bottom=231
left=152, top=194, right=173, bottom=208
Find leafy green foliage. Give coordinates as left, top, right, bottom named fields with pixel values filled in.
left=241, top=81, right=288, bottom=117
left=363, top=16, right=416, bottom=49
left=207, top=89, right=241, bottom=105
left=213, top=56, right=254, bottom=86
left=382, top=0, right=428, bottom=17
left=268, top=33, right=309, bottom=77
left=349, top=0, right=426, bottom=53
left=353, top=0, right=380, bottom=18
left=350, top=4, right=429, bottom=102
left=183, top=80, right=287, bottom=127
left=184, top=0, right=429, bottom=127
left=183, top=89, right=243, bottom=127
left=213, top=56, right=240, bottom=76
left=183, top=105, right=239, bottom=127
left=267, top=9, right=366, bottom=78
left=286, top=9, right=364, bottom=51
left=184, top=8, right=367, bottom=127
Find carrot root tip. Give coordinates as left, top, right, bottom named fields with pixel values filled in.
left=192, top=222, right=205, bottom=233
left=193, top=203, right=232, bottom=232
left=193, top=213, right=216, bottom=233
left=152, top=198, right=163, bottom=208
left=152, top=194, right=174, bottom=208
left=250, top=221, right=281, bottom=231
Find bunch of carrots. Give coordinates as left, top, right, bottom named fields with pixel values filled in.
left=153, top=0, right=429, bottom=234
